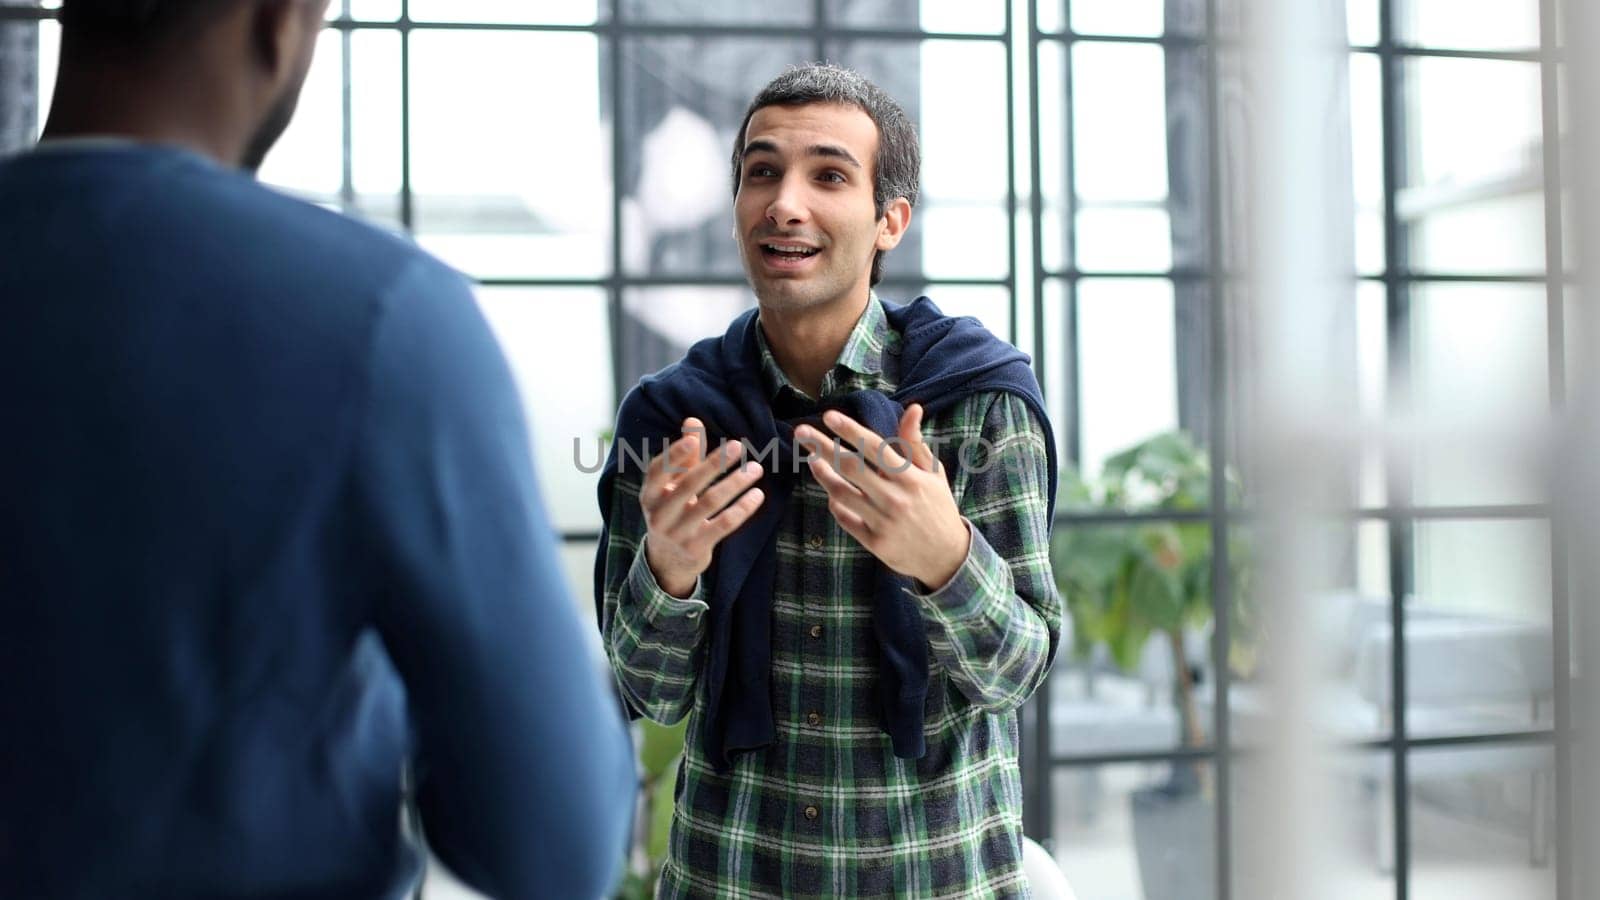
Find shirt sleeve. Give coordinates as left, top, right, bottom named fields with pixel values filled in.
left=598, top=464, right=710, bottom=726
left=911, top=391, right=1062, bottom=713
left=350, top=256, right=635, bottom=900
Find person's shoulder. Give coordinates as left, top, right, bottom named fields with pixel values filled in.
left=189, top=163, right=423, bottom=278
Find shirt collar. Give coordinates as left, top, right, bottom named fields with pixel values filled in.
left=755, top=292, right=896, bottom=402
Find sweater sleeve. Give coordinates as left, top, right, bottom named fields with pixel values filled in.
left=350, top=257, right=635, bottom=900
left=598, top=463, right=711, bottom=726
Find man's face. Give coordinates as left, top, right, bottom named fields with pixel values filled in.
left=734, top=102, right=893, bottom=313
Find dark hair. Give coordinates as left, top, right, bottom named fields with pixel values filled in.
left=59, top=0, right=241, bottom=44
left=731, top=63, right=920, bottom=286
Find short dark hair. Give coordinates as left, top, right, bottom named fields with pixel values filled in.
left=731, top=63, right=920, bottom=287
left=59, top=0, right=241, bottom=44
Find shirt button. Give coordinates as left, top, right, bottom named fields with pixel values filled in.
left=807, top=711, right=823, bottom=727
left=806, top=535, right=824, bottom=551
left=808, top=624, right=823, bottom=639
left=804, top=805, right=820, bottom=821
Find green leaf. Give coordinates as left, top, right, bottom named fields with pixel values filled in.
left=1128, top=554, right=1184, bottom=632
left=646, top=756, right=680, bottom=861
left=638, top=718, right=687, bottom=781
left=1053, top=527, right=1133, bottom=591
left=1108, top=600, right=1152, bottom=672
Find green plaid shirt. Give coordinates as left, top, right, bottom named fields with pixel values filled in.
left=601, top=297, right=1060, bottom=899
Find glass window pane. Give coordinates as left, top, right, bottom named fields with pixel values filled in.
left=1410, top=283, right=1549, bottom=507
left=1077, top=279, right=1178, bottom=480
left=1052, top=762, right=1216, bottom=900
left=1347, top=0, right=1379, bottom=45
left=1356, top=280, right=1388, bottom=508
left=1350, top=52, right=1385, bottom=277
left=1402, top=58, right=1544, bottom=275
left=348, top=30, right=403, bottom=229
left=4, top=15, right=58, bottom=144
left=475, top=288, right=613, bottom=534
left=1068, top=0, right=1164, bottom=38
left=1051, top=520, right=1216, bottom=757
left=1037, top=41, right=1070, bottom=273
left=1037, top=0, right=1064, bottom=33
left=923, top=285, right=1013, bottom=344
left=1408, top=745, right=1556, bottom=897
left=827, top=0, right=1005, bottom=34
left=1074, top=43, right=1168, bottom=204
left=621, top=36, right=811, bottom=279
left=411, top=30, right=610, bottom=279
left=1073, top=42, right=1171, bottom=273
left=618, top=286, right=753, bottom=392
left=345, top=0, right=399, bottom=21
left=258, top=30, right=344, bottom=203
left=1226, top=522, right=1391, bottom=749
left=1076, top=207, right=1172, bottom=273
left=1043, top=278, right=1072, bottom=468
left=1399, top=0, right=1540, bottom=51
left=410, top=0, right=605, bottom=26
left=828, top=40, right=1010, bottom=281
left=259, top=28, right=402, bottom=229
left=1407, top=520, right=1554, bottom=739
left=562, top=540, right=602, bottom=622
left=624, top=0, right=807, bottom=25
left=259, top=28, right=403, bottom=227
left=1230, top=751, right=1394, bottom=896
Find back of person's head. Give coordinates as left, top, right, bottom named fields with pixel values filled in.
left=51, top=0, right=328, bottom=170
left=60, top=0, right=244, bottom=49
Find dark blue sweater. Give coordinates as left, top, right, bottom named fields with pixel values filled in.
left=597, top=298, right=1056, bottom=770
left=0, top=145, right=635, bottom=900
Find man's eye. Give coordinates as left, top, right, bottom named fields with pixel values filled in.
left=747, top=165, right=777, bottom=179
left=819, top=172, right=846, bottom=184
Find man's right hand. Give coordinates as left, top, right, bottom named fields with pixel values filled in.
left=641, top=417, right=767, bottom=598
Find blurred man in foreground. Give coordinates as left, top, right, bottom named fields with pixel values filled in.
left=0, top=2, right=634, bottom=897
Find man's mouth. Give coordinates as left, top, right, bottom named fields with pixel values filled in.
left=760, top=242, right=821, bottom=263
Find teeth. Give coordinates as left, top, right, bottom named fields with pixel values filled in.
left=764, top=244, right=817, bottom=254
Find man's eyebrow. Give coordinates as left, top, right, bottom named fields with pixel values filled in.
left=740, top=140, right=864, bottom=170
left=741, top=139, right=780, bottom=159
left=807, top=143, right=863, bottom=169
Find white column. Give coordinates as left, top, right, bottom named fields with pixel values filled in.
left=1235, top=0, right=1358, bottom=897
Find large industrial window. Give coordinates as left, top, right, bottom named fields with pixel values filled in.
left=0, top=1, right=1569, bottom=897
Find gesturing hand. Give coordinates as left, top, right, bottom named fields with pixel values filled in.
left=795, top=404, right=971, bottom=591
left=641, top=418, right=767, bottom=598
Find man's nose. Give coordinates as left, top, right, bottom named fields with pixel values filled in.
left=766, top=175, right=808, bottom=226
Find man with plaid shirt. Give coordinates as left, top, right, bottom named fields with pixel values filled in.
left=597, top=63, right=1062, bottom=899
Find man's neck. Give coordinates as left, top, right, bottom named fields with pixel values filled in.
left=41, top=61, right=245, bottom=168
left=757, top=290, right=871, bottom=401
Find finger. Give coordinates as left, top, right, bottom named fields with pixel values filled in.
left=802, top=428, right=894, bottom=507
left=821, top=409, right=910, bottom=476
left=826, top=494, right=873, bottom=544
left=805, top=447, right=877, bottom=514
left=659, top=442, right=748, bottom=528
left=645, top=419, right=708, bottom=484
left=899, top=403, right=937, bottom=472
left=703, top=486, right=766, bottom=543
left=645, top=437, right=735, bottom=517
left=692, top=460, right=765, bottom=522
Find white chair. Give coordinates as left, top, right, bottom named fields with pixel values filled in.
left=1023, top=836, right=1079, bottom=900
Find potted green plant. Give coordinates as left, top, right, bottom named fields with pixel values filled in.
left=614, top=718, right=686, bottom=900
left=1049, top=430, right=1256, bottom=900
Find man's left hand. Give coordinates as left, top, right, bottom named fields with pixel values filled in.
left=795, top=404, right=971, bottom=591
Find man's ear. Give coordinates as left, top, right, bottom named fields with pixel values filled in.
left=249, top=0, right=316, bottom=83
left=875, top=197, right=912, bottom=252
